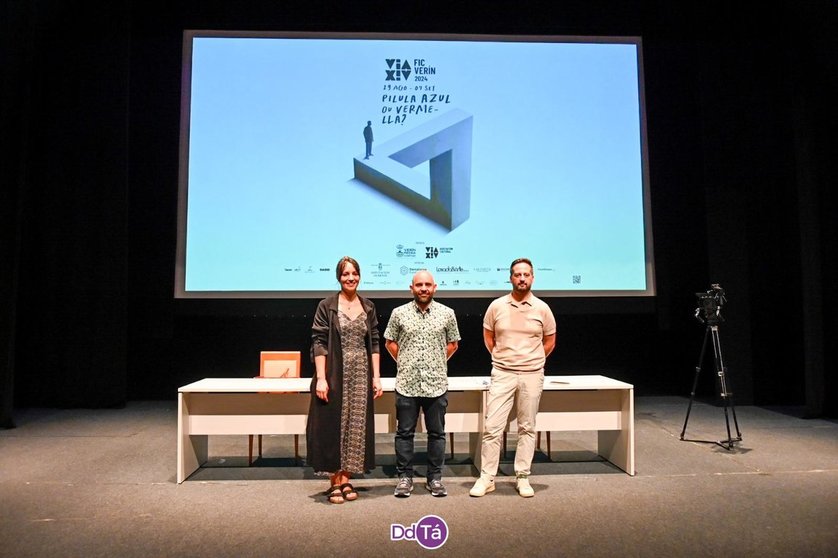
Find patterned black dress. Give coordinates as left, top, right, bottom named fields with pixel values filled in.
left=306, top=295, right=378, bottom=476
left=335, top=311, right=369, bottom=474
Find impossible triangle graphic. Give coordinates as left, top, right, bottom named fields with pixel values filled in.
left=353, top=109, right=473, bottom=230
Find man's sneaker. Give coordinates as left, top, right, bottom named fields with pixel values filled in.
left=516, top=474, right=534, bottom=498
left=394, top=476, right=414, bottom=498
left=469, top=475, right=495, bottom=497
left=426, top=478, right=448, bottom=497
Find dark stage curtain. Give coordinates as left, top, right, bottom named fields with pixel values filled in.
left=1, top=0, right=34, bottom=426
left=2, top=1, right=835, bottom=417
left=7, top=0, right=131, bottom=409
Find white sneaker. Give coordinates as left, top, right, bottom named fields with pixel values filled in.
left=516, top=475, right=534, bottom=498
left=469, top=475, right=495, bottom=497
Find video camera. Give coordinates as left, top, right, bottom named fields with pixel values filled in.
left=695, top=284, right=726, bottom=326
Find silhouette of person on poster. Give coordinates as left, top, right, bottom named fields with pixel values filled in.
left=363, top=121, right=374, bottom=159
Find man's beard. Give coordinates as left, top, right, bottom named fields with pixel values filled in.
left=513, top=282, right=531, bottom=293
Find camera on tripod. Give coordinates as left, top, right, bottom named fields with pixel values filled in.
left=695, top=283, right=726, bottom=326
left=683, top=282, right=742, bottom=449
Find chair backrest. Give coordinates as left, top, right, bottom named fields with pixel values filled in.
left=259, top=351, right=301, bottom=379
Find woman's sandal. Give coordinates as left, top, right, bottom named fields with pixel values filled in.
left=340, top=483, right=358, bottom=502
left=327, top=485, right=345, bottom=504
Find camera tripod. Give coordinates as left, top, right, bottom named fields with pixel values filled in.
left=680, top=323, right=742, bottom=450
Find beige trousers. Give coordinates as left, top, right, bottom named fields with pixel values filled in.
left=478, top=368, right=544, bottom=478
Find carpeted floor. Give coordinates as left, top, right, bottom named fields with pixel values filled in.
left=1, top=396, right=836, bottom=557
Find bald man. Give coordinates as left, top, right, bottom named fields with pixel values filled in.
left=384, top=270, right=460, bottom=498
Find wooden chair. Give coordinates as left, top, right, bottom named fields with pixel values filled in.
left=248, top=351, right=301, bottom=465
left=537, top=432, right=552, bottom=457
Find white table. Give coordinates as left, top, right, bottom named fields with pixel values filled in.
left=177, top=375, right=634, bottom=483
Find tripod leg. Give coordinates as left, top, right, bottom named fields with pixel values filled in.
left=730, top=394, right=742, bottom=438
left=724, top=374, right=743, bottom=440
left=721, top=400, right=734, bottom=449
left=681, top=326, right=711, bottom=440
left=714, top=328, right=743, bottom=439
left=711, top=326, right=728, bottom=399
left=711, top=326, right=742, bottom=448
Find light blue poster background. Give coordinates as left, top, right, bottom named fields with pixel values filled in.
left=184, top=37, right=649, bottom=294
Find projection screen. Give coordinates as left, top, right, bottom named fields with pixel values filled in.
left=176, top=32, right=654, bottom=298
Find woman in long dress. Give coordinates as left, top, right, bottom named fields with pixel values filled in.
left=306, top=256, right=383, bottom=504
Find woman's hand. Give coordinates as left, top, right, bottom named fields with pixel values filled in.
left=372, top=377, right=383, bottom=399
left=316, top=378, right=329, bottom=402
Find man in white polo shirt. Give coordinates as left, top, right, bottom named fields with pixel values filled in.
left=470, top=258, right=556, bottom=498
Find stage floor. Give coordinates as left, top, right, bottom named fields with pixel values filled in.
left=1, top=397, right=836, bottom=557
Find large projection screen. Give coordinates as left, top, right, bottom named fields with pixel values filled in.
left=176, top=32, right=654, bottom=299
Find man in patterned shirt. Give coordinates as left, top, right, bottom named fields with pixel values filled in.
left=384, top=270, right=460, bottom=498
